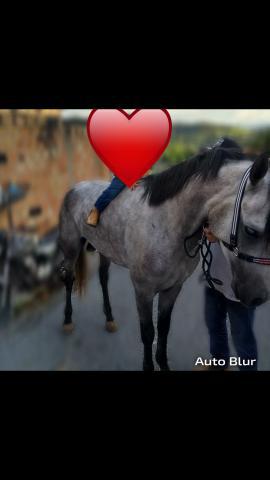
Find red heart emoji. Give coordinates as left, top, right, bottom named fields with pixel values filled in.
left=87, top=109, right=172, bottom=187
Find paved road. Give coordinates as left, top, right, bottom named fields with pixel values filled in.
left=0, top=253, right=270, bottom=371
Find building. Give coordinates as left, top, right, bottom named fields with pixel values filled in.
left=0, top=109, right=109, bottom=236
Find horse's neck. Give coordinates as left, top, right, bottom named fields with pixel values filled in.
left=172, top=161, right=252, bottom=238
left=172, top=182, right=210, bottom=238
left=206, top=160, right=253, bottom=208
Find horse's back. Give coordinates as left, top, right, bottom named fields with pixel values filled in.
left=62, top=180, right=110, bottom=226
left=60, top=180, right=148, bottom=265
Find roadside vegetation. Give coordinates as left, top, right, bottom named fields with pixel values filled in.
left=156, top=124, right=270, bottom=171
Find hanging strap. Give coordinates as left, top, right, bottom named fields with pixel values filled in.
left=184, top=227, right=223, bottom=290
left=230, top=166, right=252, bottom=247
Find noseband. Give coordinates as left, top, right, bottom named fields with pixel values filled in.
left=222, top=166, right=270, bottom=265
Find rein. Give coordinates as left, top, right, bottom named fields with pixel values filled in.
left=184, top=227, right=223, bottom=290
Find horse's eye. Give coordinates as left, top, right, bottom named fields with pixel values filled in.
left=245, top=226, right=259, bottom=238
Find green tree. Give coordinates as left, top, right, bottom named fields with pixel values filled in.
left=247, top=129, right=270, bottom=153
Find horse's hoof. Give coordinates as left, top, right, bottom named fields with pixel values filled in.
left=143, top=363, right=155, bottom=372
left=106, top=321, right=118, bottom=333
left=158, top=365, right=170, bottom=371
left=156, top=359, right=170, bottom=371
left=63, top=323, right=74, bottom=333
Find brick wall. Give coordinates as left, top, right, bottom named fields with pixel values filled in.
left=0, top=111, right=109, bottom=236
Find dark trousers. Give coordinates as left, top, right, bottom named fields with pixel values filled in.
left=204, top=287, right=258, bottom=371
left=95, top=177, right=126, bottom=213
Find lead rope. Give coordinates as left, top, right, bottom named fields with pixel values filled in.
left=184, top=227, right=223, bottom=290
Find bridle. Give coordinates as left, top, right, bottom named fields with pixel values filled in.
left=184, top=164, right=270, bottom=290
left=222, top=165, right=270, bottom=265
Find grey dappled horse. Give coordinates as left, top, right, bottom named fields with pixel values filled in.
left=58, top=144, right=270, bottom=371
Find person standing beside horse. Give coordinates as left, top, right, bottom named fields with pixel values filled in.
left=201, top=227, right=258, bottom=371
left=198, top=138, right=258, bottom=371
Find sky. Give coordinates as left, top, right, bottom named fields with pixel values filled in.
left=62, top=109, right=270, bottom=127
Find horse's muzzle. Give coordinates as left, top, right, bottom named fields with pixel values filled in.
left=233, top=283, right=268, bottom=307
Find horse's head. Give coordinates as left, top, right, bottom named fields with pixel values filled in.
left=208, top=154, right=270, bottom=307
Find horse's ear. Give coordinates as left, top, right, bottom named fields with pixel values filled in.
left=250, top=154, right=269, bottom=186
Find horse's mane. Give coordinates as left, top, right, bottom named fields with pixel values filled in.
left=142, top=138, right=247, bottom=206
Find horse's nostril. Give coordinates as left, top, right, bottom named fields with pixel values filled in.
left=251, top=297, right=264, bottom=307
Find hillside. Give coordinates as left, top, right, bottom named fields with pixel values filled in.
left=158, top=123, right=270, bottom=169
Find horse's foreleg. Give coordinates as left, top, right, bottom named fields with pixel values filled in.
left=99, top=254, right=117, bottom=333
left=156, top=283, right=182, bottom=371
left=134, top=286, right=155, bottom=371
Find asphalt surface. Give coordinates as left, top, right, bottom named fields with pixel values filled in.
left=0, top=253, right=270, bottom=371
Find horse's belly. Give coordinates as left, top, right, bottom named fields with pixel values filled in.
left=82, top=224, right=129, bottom=268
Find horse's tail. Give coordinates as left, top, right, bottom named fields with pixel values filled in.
left=73, top=246, right=88, bottom=296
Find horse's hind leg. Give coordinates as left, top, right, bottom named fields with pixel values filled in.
left=156, top=283, right=182, bottom=371
left=59, top=260, right=75, bottom=333
left=58, top=234, right=82, bottom=333
left=99, top=254, right=117, bottom=333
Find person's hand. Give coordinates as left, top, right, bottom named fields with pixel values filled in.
left=131, top=180, right=141, bottom=191
left=203, top=227, right=218, bottom=243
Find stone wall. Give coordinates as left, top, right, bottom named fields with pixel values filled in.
left=0, top=111, right=109, bottom=236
